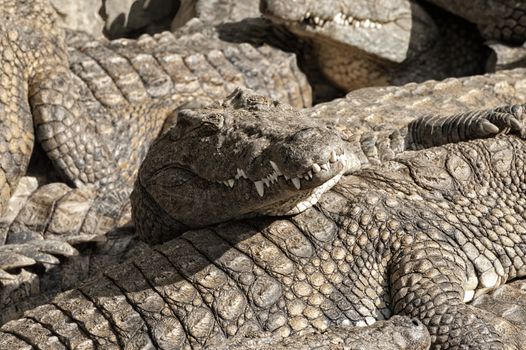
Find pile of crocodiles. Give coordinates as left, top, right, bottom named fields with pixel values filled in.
left=2, top=0, right=526, bottom=349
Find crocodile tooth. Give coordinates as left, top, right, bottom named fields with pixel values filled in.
left=254, top=181, right=265, bottom=197
left=269, top=160, right=282, bottom=175
left=262, top=178, right=270, bottom=187
left=284, top=175, right=290, bottom=180
left=227, top=179, right=235, bottom=188
left=321, top=163, right=330, bottom=171
left=307, top=170, right=313, bottom=179
left=223, top=181, right=230, bottom=187
left=334, top=13, right=344, bottom=24
left=330, top=150, right=337, bottom=163
left=237, top=168, right=247, bottom=179
left=292, top=177, right=301, bottom=190
left=363, top=19, right=370, bottom=28
left=312, top=163, right=321, bottom=173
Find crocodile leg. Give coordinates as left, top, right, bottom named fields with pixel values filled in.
left=0, top=0, right=67, bottom=215
left=131, top=85, right=526, bottom=242
left=391, top=241, right=511, bottom=349
left=404, top=104, right=526, bottom=150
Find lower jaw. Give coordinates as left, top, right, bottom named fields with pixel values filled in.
left=258, top=171, right=344, bottom=217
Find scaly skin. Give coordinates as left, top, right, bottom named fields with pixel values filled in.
left=0, top=0, right=312, bottom=322
left=3, top=134, right=526, bottom=348
left=0, top=0, right=311, bottom=238
left=217, top=316, right=431, bottom=350
left=260, top=0, right=418, bottom=63
left=261, top=0, right=489, bottom=91
left=0, top=175, right=144, bottom=325
left=424, top=0, right=526, bottom=44
left=0, top=0, right=66, bottom=219
left=5, top=68, right=525, bottom=325
left=132, top=69, right=526, bottom=242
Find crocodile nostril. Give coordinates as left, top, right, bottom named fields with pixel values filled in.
left=411, top=318, right=421, bottom=327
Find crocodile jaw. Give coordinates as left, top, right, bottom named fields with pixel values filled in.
left=260, top=0, right=412, bottom=62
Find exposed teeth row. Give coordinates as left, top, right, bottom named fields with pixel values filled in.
left=303, top=12, right=383, bottom=29
left=218, top=151, right=347, bottom=197
left=290, top=172, right=343, bottom=214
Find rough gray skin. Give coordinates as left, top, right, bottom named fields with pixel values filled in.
left=424, top=0, right=526, bottom=44
left=131, top=89, right=348, bottom=239
left=0, top=0, right=310, bottom=239
left=260, top=0, right=489, bottom=91
left=217, top=316, right=431, bottom=350
left=0, top=176, right=136, bottom=325
left=472, top=279, right=526, bottom=334
left=132, top=69, right=526, bottom=242
left=0, top=173, right=427, bottom=350
left=0, top=0, right=311, bottom=322
left=4, top=133, right=526, bottom=349
left=1, top=68, right=526, bottom=346
left=261, top=0, right=419, bottom=63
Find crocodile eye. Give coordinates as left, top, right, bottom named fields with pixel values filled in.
left=171, top=110, right=224, bottom=140
left=202, top=112, right=225, bottom=131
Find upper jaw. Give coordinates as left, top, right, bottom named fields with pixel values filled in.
left=216, top=149, right=349, bottom=197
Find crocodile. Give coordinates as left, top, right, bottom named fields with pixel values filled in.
left=2, top=127, right=526, bottom=349
left=0, top=0, right=312, bottom=323
left=0, top=0, right=310, bottom=239
left=2, top=65, right=526, bottom=327
left=0, top=174, right=430, bottom=350
left=133, top=94, right=526, bottom=350
left=132, top=69, right=526, bottom=242
left=127, top=81, right=526, bottom=349
left=423, top=0, right=526, bottom=44
left=260, top=0, right=490, bottom=91
left=220, top=279, right=526, bottom=350
left=0, top=64, right=524, bottom=345
left=217, top=316, right=431, bottom=350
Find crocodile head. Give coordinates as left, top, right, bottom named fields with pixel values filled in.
left=260, top=0, right=413, bottom=63
left=135, top=88, right=354, bottom=228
